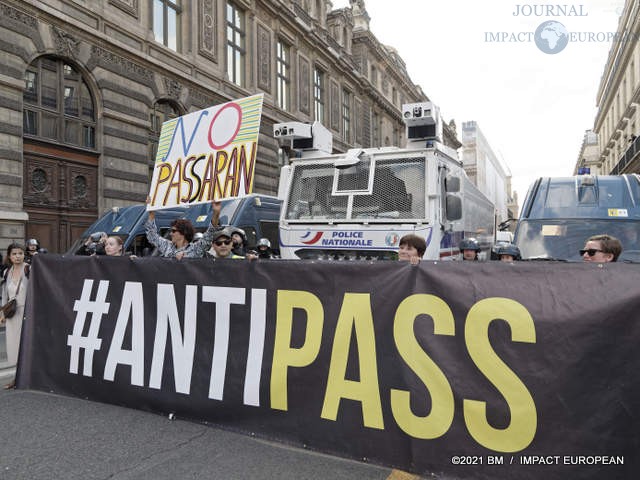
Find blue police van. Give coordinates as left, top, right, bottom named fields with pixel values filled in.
left=513, top=174, right=640, bottom=262
left=67, top=194, right=282, bottom=257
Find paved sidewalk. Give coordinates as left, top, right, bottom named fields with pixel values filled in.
left=0, top=382, right=426, bottom=480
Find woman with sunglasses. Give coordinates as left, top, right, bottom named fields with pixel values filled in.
left=145, top=198, right=222, bottom=258
left=580, top=234, right=622, bottom=263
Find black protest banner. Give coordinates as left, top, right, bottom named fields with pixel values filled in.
left=19, top=255, right=639, bottom=480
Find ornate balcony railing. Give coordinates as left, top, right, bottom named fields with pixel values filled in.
left=612, top=134, right=640, bottom=174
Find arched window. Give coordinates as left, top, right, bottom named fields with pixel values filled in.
left=23, top=56, right=96, bottom=149
left=148, top=99, right=181, bottom=177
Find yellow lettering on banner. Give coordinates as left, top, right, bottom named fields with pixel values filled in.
left=321, top=293, right=383, bottom=429
left=463, top=298, right=537, bottom=452
left=390, top=294, right=455, bottom=439
left=151, top=163, right=173, bottom=205
left=163, top=158, right=184, bottom=206
left=181, top=155, right=198, bottom=203
left=237, top=143, right=257, bottom=196
left=198, top=152, right=216, bottom=202
left=270, top=290, right=324, bottom=411
left=223, top=148, right=239, bottom=198
left=213, top=150, right=229, bottom=200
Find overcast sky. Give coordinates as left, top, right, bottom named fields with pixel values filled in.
left=332, top=0, right=626, bottom=210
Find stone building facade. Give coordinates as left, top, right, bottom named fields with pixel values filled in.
left=0, top=0, right=461, bottom=253
left=580, top=0, right=640, bottom=176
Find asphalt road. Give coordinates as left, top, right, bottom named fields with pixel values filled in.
left=0, top=375, right=427, bottom=480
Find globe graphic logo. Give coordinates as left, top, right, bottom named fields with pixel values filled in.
left=535, top=20, right=569, bottom=54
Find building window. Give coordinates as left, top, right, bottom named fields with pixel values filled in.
left=226, top=2, right=245, bottom=87
left=370, top=66, right=377, bottom=87
left=372, top=111, right=379, bottom=147
left=276, top=40, right=290, bottom=110
left=342, top=89, right=351, bottom=143
left=153, top=0, right=181, bottom=51
left=149, top=100, right=181, bottom=179
left=313, top=67, right=325, bottom=124
left=23, top=57, right=96, bottom=149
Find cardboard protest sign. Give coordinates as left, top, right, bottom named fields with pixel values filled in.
left=148, top=94, right=264, bottom=210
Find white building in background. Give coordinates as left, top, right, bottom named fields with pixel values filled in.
left=585, top=0, right=640, bottom=175
left=460, top=121, right=517, bottom=226
left=574, top=130, right=601, bottom=174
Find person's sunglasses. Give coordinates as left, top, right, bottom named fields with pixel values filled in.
left=170, top=228, right=179, bottom=233
left=215, top=239, right=232, bottom=246
left=579, top=248, right=603, bottom=256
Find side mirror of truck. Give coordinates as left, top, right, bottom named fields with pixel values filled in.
left=446, top=195, right=462, bottom=221
left=445, top=176, right=460, bottom=193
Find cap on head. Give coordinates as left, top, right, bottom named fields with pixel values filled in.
left=212, top=228, right=233, bottom=242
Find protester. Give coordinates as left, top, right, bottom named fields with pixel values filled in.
left=581, top=234, right=622, bottom=263
left=496, top=243, right=521, bottom=262
left=145, top=198, right=221, bottom=258
left=459, top=238, right=480, bottom=261
left=0, top=243, right=30, bottom=389
left=398, top=234, right=426, bottom=265
left=104, top=236, right=124, bottom=256
left=208, top=228, right=245, bottom=259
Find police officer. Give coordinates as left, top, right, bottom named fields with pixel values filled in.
left=256, top=238, right=276, bottom=259
left=229, top=227, right=248, bottom=257
left=459, top=238, right=481, bottom=261
left=25, top=238, right=40, bottom=264
left=496, top=243, right=521, bottom=262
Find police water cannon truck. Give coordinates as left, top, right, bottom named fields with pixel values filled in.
left=274, top=102, right=496, bottom=260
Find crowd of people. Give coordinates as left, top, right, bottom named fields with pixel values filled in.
left=397, top=233, right=624, bottom=265
left=0, top=200, right=625, bottom=393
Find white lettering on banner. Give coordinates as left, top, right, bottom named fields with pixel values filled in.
left=67, top=279, right=110, bottom=376
left=149, top=284, right=198, bottom=393
left=104, top=282, right=145, bottom=386
left=245, top=289, right=267, bottom=406
left=68, top=280, right=267, bottom=406
left=202, top=286, right=246, bottom=400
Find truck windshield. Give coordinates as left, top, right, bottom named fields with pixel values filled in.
left=285, top=156, right=426, bottom=222
left=515, top=219, right=640, bottom=261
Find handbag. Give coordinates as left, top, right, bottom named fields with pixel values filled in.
left=1, top=269, right=23, bottom=319
left=1, top=298, right=17, bottom=318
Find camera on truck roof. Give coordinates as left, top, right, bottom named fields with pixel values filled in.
left=273, top=121, right=332, bottom=154
left=402, top=101, right=443, bottom=143
left=273, top=122, right=313, bottom=140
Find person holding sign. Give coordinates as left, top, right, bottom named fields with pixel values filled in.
left=145, top=197, right=222, bottom=258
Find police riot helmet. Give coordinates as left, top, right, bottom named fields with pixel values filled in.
left=459, top=238, right=480, bottom=252
left=229, top=227, right=247, bottom=244
left=496, top=243, right=521, bottom=260
left=27, top=238, right=39, bottom=248
left=257, top=238, right=271, bottom=249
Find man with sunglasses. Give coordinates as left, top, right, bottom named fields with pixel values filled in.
left=580, top=234, right=623, bottom=263
left=145, top=198, right=222, bottom=258
left=207, top=228, right=246, bottom=259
